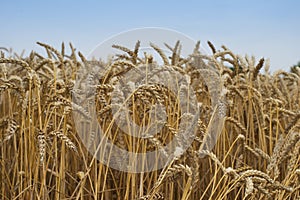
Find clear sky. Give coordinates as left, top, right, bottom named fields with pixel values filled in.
left=1, top=0, right=300, bottom=71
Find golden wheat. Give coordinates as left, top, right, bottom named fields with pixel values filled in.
left=0, top=41, right=299, bottom=199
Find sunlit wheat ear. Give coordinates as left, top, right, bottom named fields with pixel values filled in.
left=237, top=134, right=271, bottom=161
left=244, top=177, right=254, bottom=198
left=0, top=58, right=31, bottom=71
left=225, top=117, right=247, bottom=133
left=0, top=82, right=17, bottom=93
left=0, top=74, right=22, bottom=86
left=254, top=147, right=271, bottom=161
left=3, top=118, right=19, bottom=142
left=49, top=130, right=77, bottom=153
left=199, top=150, right=227, bottom=172
left=237, top=170, right=275, bottom=184
left=112, top=41, right=142, bottom=64
left=112, top=44, right=135, bottom=58
left=102, top=60, right=137, bottom=83
left=49, top=95, right=91, bottom=119
left=196, top=118, right=207, bottom=136
left=137, top=192, right=164, bottom=200
left=37, top=129, right=46, bottom=163
left=189, top=150, right=200, bottom=189
left=164, top=40, right=183, bottom=66
left=150, top=42, right=169, bottom=65
left=267, top=132, right=300, bottom=181
left=35, top=58, right=53, bottom=71
left=267, top=135, right=284, bottom=177
left=233, top=169, right=292, bottom=194
left=37, top=42, right=63, bottom=62
left=163, top=164, right=184, bottom=183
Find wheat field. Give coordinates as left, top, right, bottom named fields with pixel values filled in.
left=0, top=41, right=299, bottom=199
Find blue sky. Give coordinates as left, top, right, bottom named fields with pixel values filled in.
left=1, top=0, right=300, bottom=71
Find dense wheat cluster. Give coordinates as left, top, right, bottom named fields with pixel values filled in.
left=0, top=41, right=299, bottom=199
